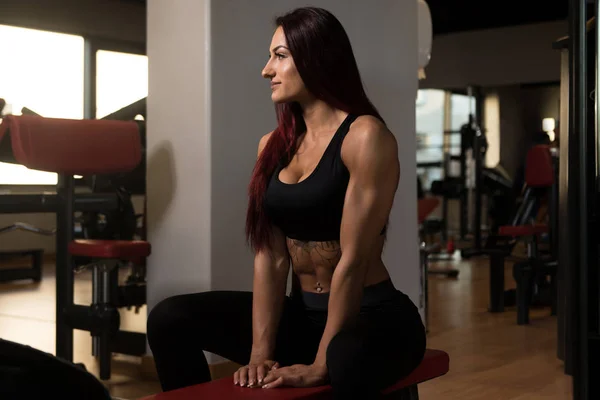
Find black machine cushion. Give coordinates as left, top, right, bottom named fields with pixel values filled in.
left=0, top=338, right=111, bottom=400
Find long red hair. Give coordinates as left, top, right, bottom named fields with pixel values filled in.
left=245, top=7, right=384, bottom=252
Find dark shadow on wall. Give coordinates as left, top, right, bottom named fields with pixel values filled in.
left=146, top=140, right=176, bottom=234
left=485, top=82, right=560, bottom=180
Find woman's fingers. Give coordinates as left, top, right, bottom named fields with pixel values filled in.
left=256, top=364, right=266, bottom=385
left=239, top=366, right=249, bottom=386
left=234, top=361, right=282, bottom=388
left=263, top=376, right=285, bottom=389
left=262, top=368, right=280, bottom=385
left=248, top=365, right=257, bottom=387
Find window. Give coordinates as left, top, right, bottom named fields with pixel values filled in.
left=0, top=26, right=148, bottom=186
left=0, top=24, right=84, bottom=185
left=416, top=90, right=481, bottom=190
left=416, top=89, right=445, bottom=189
left=449, top=93, right=476, bottom=156
left=96, top=50, right=148, bottom=119
left=484, top=93, right=500, bottom=168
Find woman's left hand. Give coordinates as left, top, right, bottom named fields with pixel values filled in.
left=261, top=363, right=328, bottom=389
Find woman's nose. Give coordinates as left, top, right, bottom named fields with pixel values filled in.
left=262, top=60, right=274, bottom=79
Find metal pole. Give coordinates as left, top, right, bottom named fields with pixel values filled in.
left=473, top=125, right=483, bottom=249
left=83, top=39, right=97, bottom=120
left=569, top=0, right=588, bottom=398
left=55, top=174, right=75, bottom=361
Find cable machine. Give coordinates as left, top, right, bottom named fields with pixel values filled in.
left=554, top=1, right=600, bottom=398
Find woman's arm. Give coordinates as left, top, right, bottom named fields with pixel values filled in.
left=313, top=117, right=400, bottom=369
left=251, top=227, right=290, bottom=360
left=250, top=133, right=291, bottom=361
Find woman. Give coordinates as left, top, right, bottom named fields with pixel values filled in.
left=147, top=7, right=426, bottom=399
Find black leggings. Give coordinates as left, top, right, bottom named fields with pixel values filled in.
left=146, top=279, right=426, bottom=399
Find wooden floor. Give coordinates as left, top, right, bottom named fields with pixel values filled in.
left=0, top=252, right=571, bottom=399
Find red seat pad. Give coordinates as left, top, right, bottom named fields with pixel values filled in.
left=68, top=240, right=151, bottom=261
left=138, top=349, right=449, bottom=400
left=418, top=197, right=440, bottom=224
left=382, top=349, right=449, bottom=394
left=525, top=145, right=554, bottom=188
left=498, top=224, right=548, bottom=237
left=0, top=115, right=141, bottom=174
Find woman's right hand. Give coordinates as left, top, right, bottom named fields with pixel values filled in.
left=234, top=359, right=280, bottom=388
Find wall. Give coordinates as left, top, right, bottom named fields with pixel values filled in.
left=146, top=0, right=212, bottom=300
left=420, top=20, right=567, bottom=90
left=520, top=84, right=561, bottom=136
left=147, top=0, right=419, bottom=357
left=496, top=86, right=528, bottom=178
left=0, top=0, right=146, bottom=253
left=483, top=84, right=560, bottom=179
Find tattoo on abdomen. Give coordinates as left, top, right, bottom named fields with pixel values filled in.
left=287, top=239, right=341, bottom=270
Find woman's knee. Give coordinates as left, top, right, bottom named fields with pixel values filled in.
left=147, top=295, right=190, bottom=345
left=326, top=329, right=366, bottom=385
left=326, top=327, right=415, bottom=397
left=326, top=329, right=382, bottom=398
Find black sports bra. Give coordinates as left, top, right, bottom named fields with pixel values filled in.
left=264, top=114, right=385, bottom=242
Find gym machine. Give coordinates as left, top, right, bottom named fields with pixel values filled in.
left=428, top=119, right=513, bottom=252
left=427, top=118, right=474, bottom=244
left=0, top=99, right=149, bottom=380
left=554, top=2, right=600, bottom=398
left=0, top=99, right=144, bottom=281
left=458, top=117, right=488, bottom=258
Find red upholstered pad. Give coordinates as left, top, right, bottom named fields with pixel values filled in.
left=68, top=240, right=151, bottom=261
left=418, top=197, right=440, bottom=224
left=138, top=349, right=450, bottom=400
left=0, top=115, right=141, bottom=174
left=499, top=224, right=548, bottom=237
left=525, top=145, right=554, bottom=188
left=382, top=349, right=449, bottom=394
left=139, top=378, right=333, bottom=400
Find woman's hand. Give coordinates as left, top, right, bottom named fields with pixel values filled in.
left=261, top=363, right=329, bottom=389
left=234, top=359, right=280, bottom=388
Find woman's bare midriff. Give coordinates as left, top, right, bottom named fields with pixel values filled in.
left=286, top=235, right=391, bottom=293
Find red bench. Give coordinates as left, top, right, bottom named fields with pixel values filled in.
left=139, top=349, right=449, bottom=400
left=497, top=145, right=557, bottom=325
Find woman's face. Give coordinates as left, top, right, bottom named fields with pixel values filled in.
left=262, top=26, right=309, bottom=103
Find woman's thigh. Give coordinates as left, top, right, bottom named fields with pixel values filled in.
left=273, top=304, right=325, bottom=367
left=147, top=290, right=256, bottom=365
left=325, top=294, right=426, bottom=395
left=147, top=290, right=321, bottom=366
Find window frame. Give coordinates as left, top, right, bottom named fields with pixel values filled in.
left=84, top=36, right=146, bottom=119
left=0, top=29, right=145, bottom=190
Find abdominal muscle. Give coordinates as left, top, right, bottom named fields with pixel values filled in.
left=286, top=236, right=391, bottom=293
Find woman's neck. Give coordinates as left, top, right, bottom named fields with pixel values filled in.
left=298, top=98, right=348, bottom=140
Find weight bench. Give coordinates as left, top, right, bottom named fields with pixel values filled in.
left=139, top=349, right=449, bottom=400
left=0, top=115, right=151, bottom=381
left=495, top=146, right=557, bottom=324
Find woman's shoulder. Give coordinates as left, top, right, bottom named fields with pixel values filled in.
left=257, top=130, right=275, bottom=157
left=342, top=115, right=397, bottom=161
left=351, top=114, right=387, bottom=131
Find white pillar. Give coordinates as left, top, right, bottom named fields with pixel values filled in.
left=147, top=0, right=419, bottom=356
left=146, top=0, right=212, bottom=302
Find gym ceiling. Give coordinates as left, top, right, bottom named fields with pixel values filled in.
left=126, top=0, right=570, bottom=36
left=426, top=0, right=568, bottom=35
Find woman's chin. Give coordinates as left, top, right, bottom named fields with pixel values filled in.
left=271, top=93, right=294, bottom=104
